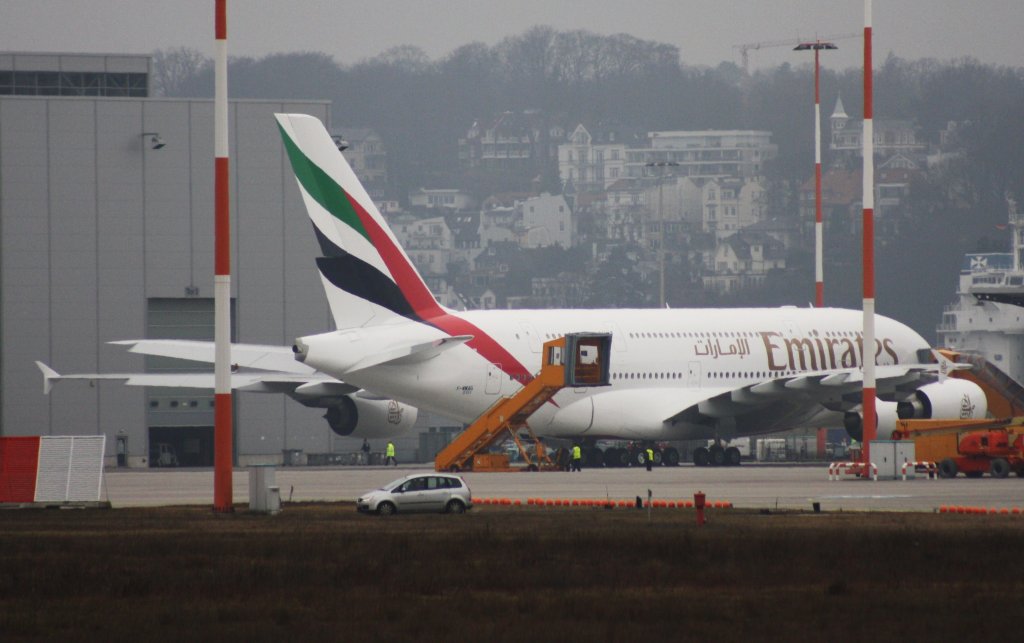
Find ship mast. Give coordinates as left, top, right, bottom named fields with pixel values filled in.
left=1010, top=193, right=1022, bottom=272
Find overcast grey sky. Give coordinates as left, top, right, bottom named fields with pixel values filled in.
left=2, top=1, right=1022, bottom=71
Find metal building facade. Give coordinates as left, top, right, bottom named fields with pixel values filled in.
left=0, top=91, right=337, bottom=466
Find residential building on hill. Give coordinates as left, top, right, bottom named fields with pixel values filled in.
left=558, top=123, right=631, bottom=194
left=559, top=124, right=776, bottom=194
left=701, top=233, right=786, bottom=293
left=630, top=130, right=776, bottom=181
left=335, top=126, right=386, bottom=186
left=459, top=110, right=565, bottom=171
left=829, top=94, right=926, bottom=162
left=409, top=187, right=477, bottom=211
left=701, top=179, right=767, bottom=241
left=521, top=194, right=573, bottom=249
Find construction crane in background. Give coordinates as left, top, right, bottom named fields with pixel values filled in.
left=733, top=33, right=860, bottom=73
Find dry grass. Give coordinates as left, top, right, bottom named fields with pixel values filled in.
left=1, top=503, right=1023, bottom=642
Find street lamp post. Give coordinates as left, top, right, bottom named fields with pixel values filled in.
left=794, top=40, right=837, bottom=308
left=645, top=161, right=679, bottom=308
left=795, top=39, right=837, bottom=461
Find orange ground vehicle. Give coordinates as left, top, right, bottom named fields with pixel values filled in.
left=891, top=417, right=1024, bottom=479
left=891, top=350, right=1024, bottom=479
left=935, top=429, right=1024, bottom=479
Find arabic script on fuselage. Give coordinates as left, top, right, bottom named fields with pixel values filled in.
left=692, top=331, right=899, bottom=372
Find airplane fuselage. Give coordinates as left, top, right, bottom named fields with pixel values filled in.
left=297, top=306, right=929, bottom=441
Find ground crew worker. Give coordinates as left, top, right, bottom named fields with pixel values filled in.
left=361, top=439, right=371, bottom=465
left=645, top=447, right=654, bottom=471
left=385, top=441, right=397, bottom=466
left=571, top=444, right=582, bottom=472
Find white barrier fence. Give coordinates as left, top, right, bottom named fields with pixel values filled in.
left=35, top=436, right=105, bottom=502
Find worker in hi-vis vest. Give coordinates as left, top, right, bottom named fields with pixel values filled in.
left=645, top=447, right=654, bottom=471
left=385, top=441, right=397, bottom=466
left=571, top=444, right=582, bottom=472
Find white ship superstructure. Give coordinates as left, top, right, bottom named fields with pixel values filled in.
left=937, top=197, right=1024, bottom=383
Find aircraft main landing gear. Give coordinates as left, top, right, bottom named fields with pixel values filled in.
left=693, top=440, right=742, bottom=467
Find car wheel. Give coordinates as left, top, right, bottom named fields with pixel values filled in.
left=377, top=501, right=396, bottom=516
left=445, top=499, right=466, bottom=514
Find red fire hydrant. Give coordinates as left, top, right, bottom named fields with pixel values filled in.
left=694, top=490, right=706, bottom=526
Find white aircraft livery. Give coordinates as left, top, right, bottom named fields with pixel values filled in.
left=276, top=113, right=987, bottom=465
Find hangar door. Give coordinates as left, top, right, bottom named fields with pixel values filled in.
left=145, top=298, right=235, bottom=467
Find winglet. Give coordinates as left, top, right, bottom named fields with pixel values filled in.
left=931, top=349, right=962, bottom=383
left=35, top=361, right=60, bottom=395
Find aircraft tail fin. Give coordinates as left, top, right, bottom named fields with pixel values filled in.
left=275, top=113, right=446, bottom=329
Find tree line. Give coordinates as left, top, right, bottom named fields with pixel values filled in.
left=153, top=27, right=1024, bottom=337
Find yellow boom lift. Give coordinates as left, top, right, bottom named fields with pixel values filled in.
left=434, top=333, right=612, bottom=472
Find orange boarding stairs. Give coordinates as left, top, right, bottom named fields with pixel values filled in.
left=434, top=333, right=612, bottom=473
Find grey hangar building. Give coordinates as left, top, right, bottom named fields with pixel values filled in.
left=0, top=52, right=455, bottom=467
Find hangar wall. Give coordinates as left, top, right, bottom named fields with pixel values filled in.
left=0, top=90, right=341, bottom=466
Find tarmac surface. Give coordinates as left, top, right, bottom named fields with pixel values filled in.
left=102, top=463, right=1024, bottom=512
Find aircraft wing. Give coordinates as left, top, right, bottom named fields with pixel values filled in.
left=110, top=339, right=315, bottom=374
left=662, top=361, right=963, bottom=434
left=35, top=361, right=357, bottom=397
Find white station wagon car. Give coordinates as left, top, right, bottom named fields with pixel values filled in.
left=356, top=473, right=473, bottom=515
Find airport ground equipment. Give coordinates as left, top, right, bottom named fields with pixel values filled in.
left=892, top=418, right=1024, bottom=479
left=434, top=333, right=612, bottom=473
left=889, top=350, right=1024, bottom=478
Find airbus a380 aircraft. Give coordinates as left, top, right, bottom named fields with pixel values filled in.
left=276, top=113, right=987, bottom=466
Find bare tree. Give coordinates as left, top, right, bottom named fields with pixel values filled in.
left=151, top=47, right=210, bottom=97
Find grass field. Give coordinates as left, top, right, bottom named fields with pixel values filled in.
left=2, top=503, right=1023, bottom=642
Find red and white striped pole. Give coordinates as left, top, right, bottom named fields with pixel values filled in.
left=794, top=40, right=837, bottom=307
left=213, top=0, right=233, bottom=512
left=861, top=0, right=876, bottom=468
left=794, top=39, right=836, bottom=460
left=814, top=46, right=824, bottom=308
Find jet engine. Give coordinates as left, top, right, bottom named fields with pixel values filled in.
left=323, top=395, right=418, bottom=439
left=895, top=379, right=988, bottom=422
left=843, top=378, right=988, bottom=442
left=843, top=400, right=900, bottom=443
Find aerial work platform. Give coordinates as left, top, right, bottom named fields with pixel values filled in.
left=434, top=333, right=612, bottom=472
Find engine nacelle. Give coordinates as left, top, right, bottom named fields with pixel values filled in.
left=896, top=379, right=988, bottom=421
left=324, top=395, right=418, bottom=439
left=843, top=379, right=989, bottom=442
left=843, top=399, right=900, bottom=443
